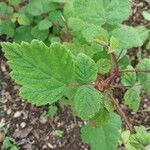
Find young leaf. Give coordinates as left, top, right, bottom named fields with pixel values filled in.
left=101, top=93, right=115, bottom=112
left=137, top=58, right=150, bottom=95
left=121, top=65, right=137, bottom=86
left=96, top=34, right=109, bottom=46
left=124, top=86, right=141, bottom=112
left=97, top=58, right=110, bottom=74
left=43, top=105, right=58, bottom=118
left=18, top=14, right=31, bottom=26
left=130, top=126, right=150, bottom=149
left=1, top=40, right=74, bottom=105
left=48, top=10, right=64, bottom=26
left=38, top=19, right=52, bottom=30
left=108, top=36, right=119, bottom=54
left=81, top=113, right=121, bottom=150
left=74, top=85, right=102, bottom=120
left=74, top=53, right=97, bottom=83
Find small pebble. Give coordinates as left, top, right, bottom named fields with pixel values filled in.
left=143, top=104, right=147, bottom=108
left=7, top=109, right=12, bottom=115
left=47, top=143, right=54, bottom=149
left=14, top=111, right=21, bottom=118
left=20, top=122, right=26, bottom=128
left=40, top=116, right=47, bottom=124
left=0, top=118, right=5, bottom=128
left=144, top=98, right=148, bottom=102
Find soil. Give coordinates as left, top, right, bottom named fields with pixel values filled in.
left=0, top=0, right=150, bottom=150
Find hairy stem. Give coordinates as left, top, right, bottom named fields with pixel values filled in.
left=107, top=91, right=135, bottom=133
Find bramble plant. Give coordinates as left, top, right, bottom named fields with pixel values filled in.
left=0, top=0, right=69, bottom=44
left=1, top=0, right=150, bottom=150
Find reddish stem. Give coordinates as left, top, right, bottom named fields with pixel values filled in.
left=107, top=91, right=135, bottom=133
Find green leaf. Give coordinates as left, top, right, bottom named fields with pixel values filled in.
left=74, top=53, right=97, bottom=83
left=48, top=35, right=61, bottom=43
left=1, top=40, right=74, bottom=106
left=124, top=86, right=141, bottom=112
left=26, top=0, right=57, bottom=16
left=31, top=26, right=49, bottom=41
left=0, top=2, right=13, bottom=16
left=121, top=126, right=150, bottom=150
left=82, top=25, right=106, bottom=42
left=96, top=34, right=109, bottom=46
left=74, top=85, right=102, bottom=120
left=111, top=25, right=143, bottom=49
left=51, top=0, right=69, bottom=2
left=121, top=65, right=137, bottom=86
left=81, top=113, right=121, bottom=150
left=43, top=105, right=58, bottom=118
left=0, top=20, right=15, bottom=37
left=101, top=93, right=115, bottom=112
left=3, top=137, right=19, bottom=150
left=66, top=37, right=94, bottom=58
left=8, top=0, right=21, bottom=5
left=54, top=130, right=64, bottom=138
left=97, top=58, right=110, bottom=74
left=64, top=1, right=74, bottom=18
left=68, top=18, right=107, bottom=43
left=130, top=126, right=150, bottom=149
left=48, top=10, right=64, bottom=26
left=137, top=58, right=150, bottom=95
left=142, top=11, right=150, bottom=21
left=146, top=40, right=150, bottom=50
left=108, top=36, right=119, bottom=53
left=14, top=26, right=33, bottom=43
left=92, top=109, right=111, bottom=127
left=3, top=137, right=12, bottom=149
left=73, top=0, right=131, bottom=25
left=18, top=14, right=31, bottom=26
left=38, top=19, right=52, bottom=30
left=11, top=13, right=19, bottom=23
left=135, top=26, right=149, bottom=44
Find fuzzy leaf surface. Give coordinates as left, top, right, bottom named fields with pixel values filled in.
left=74, top=85, right=102, bottom=120
left=73, top=0, right=131, bottom=25
left=135, top=26, right=150, bottom=44
left=121, top=65, right=137, bottom=86
left=137, top=58, right=150, bottom=96
left=97, top=58, right=110, bottom=74
left=124, top=86, right=141, bottom=112
left=75, top=53, right=97, bottom=83
left=1, top=40, right=74, bottom=105
left=111, top=25, right=143, bottom=49
left=81, top=113, right=121, bottom=150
